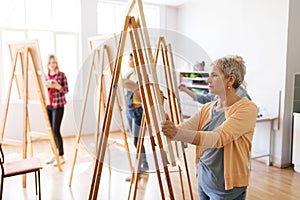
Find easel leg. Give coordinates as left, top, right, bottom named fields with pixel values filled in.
left=175, top=143, right=185, bottom=200
left=69, top=55, right=97, bottom=186
left=166, top=40, right=194, bottom=200
left=149, top=133, right=166, bottom=200
left=89, top=18, right=130, bottom=199
left=129, top=37, right=167, bottom=199
left=22, top=48, right=29, bottom=188
left=129, top=22, right=174, bottom=199
left=28, top=50, right=62, bottom=172
left=181, top=142, right=193, bottom=199
left=0, top=52, right=19, bottom=141
left=69, top=142, right=79, bottom=186
left=27, top=117, right=33, bottom=158
left=128, top=115, right=146, bottom=199
left=116, top=101, right=133, bottom=172
left=104, top=45, right=133, bottom=173
left=107, top=144, right=112, bottom=176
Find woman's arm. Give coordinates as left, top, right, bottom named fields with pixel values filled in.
left=123, top=79, right=138, bottom=91
left=162, top=102, right=257, bottom=147
left=178, top=112, right=201, bottom=131
left=62, top=73, right=68, bottom=93
left=122, top=78, right=141, bottom=99
left=55, top=73, right=68, bottom=94
left=196, top=104, right=257, bottom=147
left=178, top=84, right=195, bottom=99
left=193, top=93, right=216, bottom=104
left=161, top=108, right=203, bottom=144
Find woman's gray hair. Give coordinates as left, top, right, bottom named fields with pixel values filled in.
left=212, top=55, right=246, bottom=89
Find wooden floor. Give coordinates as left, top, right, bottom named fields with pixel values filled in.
left=2, top=136, right=300, bottom=200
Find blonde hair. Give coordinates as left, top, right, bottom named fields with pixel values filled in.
left=47, top=54, right=60, bottom=74
left=212, top=55, right=247, bottom=89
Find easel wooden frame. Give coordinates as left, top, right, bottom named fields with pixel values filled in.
left=88, top=13, right=169, bottom=200
left=125, top=0, right=176, bottom=166
left=88, top=1, right=179, bottom=199
left=69, top=39, right=133, bottom=186
left=0, top=40, right=62, bottom=186
left=89, top=18, right=171, bottom=200
left=127, top=37, right=195, bottom=200
left=154, top=37, right=194, bottom=199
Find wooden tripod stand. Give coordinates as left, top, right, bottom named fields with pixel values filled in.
left=69, top=43, right=133, bottom=186
left=88, top=0, right=189, bottom=199
left=127, top=37, right=196, bottom=200
left=154, top=37, right=194, bottom=199
left=0, top=40, right=62, bottom=186
left=89, top=18, right=177, bottom=200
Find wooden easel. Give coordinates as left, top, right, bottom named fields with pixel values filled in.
left=127, top=37, right=195, bottom=200
left=89, top=3, right=178, bottom=200
left=0, top=40, right=62, bottom=186
left=154, top=37, right=194, bottom=199
left=69, top=41, right=133, bottom=186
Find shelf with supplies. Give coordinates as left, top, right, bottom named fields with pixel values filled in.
left=178, top=70, right=209, bottom=93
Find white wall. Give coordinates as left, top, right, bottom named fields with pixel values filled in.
left=160, top=6, right=177, bottom=31
left=79, top=0, right=98, bottom=61
left=176, top=0, right=291, bottom=165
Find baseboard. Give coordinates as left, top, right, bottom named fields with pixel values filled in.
left=271, top=162, right=292, bottom=169
left=253, top=158, right=292, bottom=168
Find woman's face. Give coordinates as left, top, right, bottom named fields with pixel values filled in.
left=48, top=58, right=57, bottom=71
left=206, top=65, right=227, bottom=95
left=128, top=55, right=134, bottom=68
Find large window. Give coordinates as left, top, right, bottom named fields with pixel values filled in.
left=0, top=0, right=80, bottom=99
left=97, top=0, right=160, bottom=76
left=97, top=1, right=160, bottom=34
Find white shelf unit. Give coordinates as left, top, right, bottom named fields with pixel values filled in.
left=178, top=71, right=209, bottom=92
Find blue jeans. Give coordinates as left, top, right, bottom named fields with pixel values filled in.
left=126, top=106, right=147, bottom=164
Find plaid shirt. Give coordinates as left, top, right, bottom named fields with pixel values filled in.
left=46, top=71, right=68, bottom=108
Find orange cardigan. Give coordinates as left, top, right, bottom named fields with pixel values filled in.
left=182, top=97, right=257, bottom=190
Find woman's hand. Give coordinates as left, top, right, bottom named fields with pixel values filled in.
left=47, top=80, right=55, bottom=88
left=123, top=79, right=138, bottom=92
left=162, top=115, right=199, bottom=144
left=48, top=80, right=62, bottom=90
left=178, top=83, right=188, bottom=92
left=178, top=83, right=195, bottom=99
left=161, top=119, right=178, bottom=139
left=53, top=80, right=62, bottom=90
left=159, top=90, right=164, bottom=104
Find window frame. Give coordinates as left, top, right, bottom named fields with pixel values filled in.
left=0, top=0, right=80, bottom=100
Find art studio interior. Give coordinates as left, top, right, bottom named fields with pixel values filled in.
left=0, top=0, right=299, bottom=199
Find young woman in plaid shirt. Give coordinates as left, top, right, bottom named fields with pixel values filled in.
left=45, top=55, right=69, bottom=166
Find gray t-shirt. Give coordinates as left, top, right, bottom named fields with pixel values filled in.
left=198, top=102, right=247, bottom=199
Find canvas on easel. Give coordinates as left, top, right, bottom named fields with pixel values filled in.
left=89, top=35, right=132, bottom=162
left=7, top=40, right=49, bottom=103
left=0, top=40, right=62, bottom=187
left=69, top=35, right=134, bottom=186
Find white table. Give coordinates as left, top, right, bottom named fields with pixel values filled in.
left=250, top=116, right=278, bottom=168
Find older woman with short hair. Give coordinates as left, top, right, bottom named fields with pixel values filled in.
left=162, top=55, right=257, bottom=200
